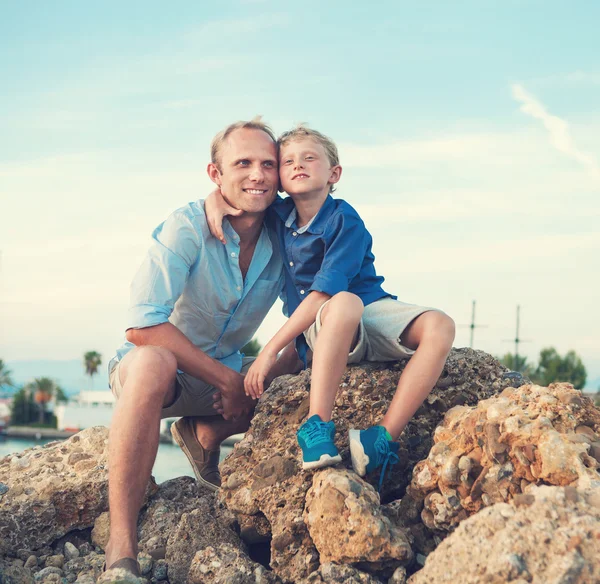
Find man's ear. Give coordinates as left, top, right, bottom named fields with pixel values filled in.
left=207, top=163, right=222, bottom=186
left=328, top=165, right=342, bottom=187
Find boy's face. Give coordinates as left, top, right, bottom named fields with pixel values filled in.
left=208, top=128, right=279, bottom=215
left=279, top=138, right=341, bottom=198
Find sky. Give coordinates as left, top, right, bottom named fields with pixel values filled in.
left=1, top=0, right=599, bottom=388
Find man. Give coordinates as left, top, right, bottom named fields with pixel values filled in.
left=104, top=118, right=300, bottom=574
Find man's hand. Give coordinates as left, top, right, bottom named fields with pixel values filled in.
left=244, top=350, right=278, bottom=399
left=213, top=368, right=256, bottom=421
left=204, top=188, right=243, bottom=244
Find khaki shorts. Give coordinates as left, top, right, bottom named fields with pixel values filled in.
left=304, top=297, right=440, bottom=364
left=109, top=357, right=255, bottom=419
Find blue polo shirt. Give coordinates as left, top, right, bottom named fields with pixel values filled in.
left=269, top=195, right=394, bottom=363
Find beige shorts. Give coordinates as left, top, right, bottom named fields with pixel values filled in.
left=304, top=297, right=439, bottom=364
left=109, top=357, right=255, bottom=419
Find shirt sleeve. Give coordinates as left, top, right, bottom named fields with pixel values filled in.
left=309, top=210, right=370, bottom=297
left=127, top=210, right=202, bottom=330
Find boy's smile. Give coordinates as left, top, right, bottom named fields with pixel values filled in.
left=279, top=138, right=341, bottom=199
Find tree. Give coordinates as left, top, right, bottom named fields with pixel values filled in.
left=241, top=338, right=262, bottom=357
left=29, top=377, right=60, bottom=424
left=499, top=353, right=532, bottom=376
left=0, top=359, right=14, bottom=388
left=84, top=351, right=102, bottom=389
left=10, top=387, right=40, bottom=426
left=530, top=347, right=587, bottom=389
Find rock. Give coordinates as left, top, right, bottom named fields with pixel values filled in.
left=0, top=427, right=157, bottom=555
left=74, top=574, right=96, bottom=584
left=298, top=563, right=383, bottom=583
left=165, top=495, right=244, bottom=584
left=408, top=485, right=600, bottom=583
left=151, top=560, right=168, bottom=582
left=0, top=557, right=34, bottom=584
left=187, top=542, right=281, bottom=583
left=45, top=555, right=64, bottom=569
left=91, top=512, right=110, bottom=551
left=388, top=567, right=407, bottom=584
left=304, top=469, right=412, bottom=568
left=219, top=349, right=512, bottom=581
left=408, top=383, right=600, bottom=532
left=34, top=567, right=63, bottom=581
left=24, top=555, right=38, bottom=569
left=96, top=567, right=146, bottom=583
left=137, top=552, right=152, bottom=576
left=63, top=542, right=80, bottom=561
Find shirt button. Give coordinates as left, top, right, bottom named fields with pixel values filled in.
left=289, top=261, right=294, bottom=267
left=230, top=252, right=236, bottom=258
left=300, top=289, right=305, bottom=295
left=236, top=285, right=242, bottom=291
left=292, top=231, right=298, bottom=237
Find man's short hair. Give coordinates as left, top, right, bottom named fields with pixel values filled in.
left=211, top=116, right=277, bottom=172
left=278, top=124, right=340, bottom=193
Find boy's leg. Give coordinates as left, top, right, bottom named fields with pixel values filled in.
left=308, top=291, right=364, bottom=420
left=381, top=310, right=455, bottom=439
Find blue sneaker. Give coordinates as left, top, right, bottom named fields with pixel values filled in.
left=349, top=426, right=400, bottom=490
left=297, top=414, right=342, bottom=470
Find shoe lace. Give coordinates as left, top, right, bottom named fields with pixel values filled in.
left=302, top=420, right=330, bottom=448
left=375, top=437, right=399, bottom=492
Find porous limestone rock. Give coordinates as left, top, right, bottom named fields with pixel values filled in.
left=0, top=427, right=120, bottom=555
left=0, top=556, right=34, bottom=584
left=187, top=543, right=281, bottom=583
left=298, top=562, right=383, bottom=583
left=408, top=485, right=600, bottom=584
left=304, top=469, right=412, bottom=568
left=408, top=383, right=600, bottom=532
left=219, top=349, right=515, bottom=582
left=165, top=496, right=244, bottom=584
left=96, top=566, right=147, bottom=584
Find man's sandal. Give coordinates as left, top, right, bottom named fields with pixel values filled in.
left=103, top=557, right=142, bottom=577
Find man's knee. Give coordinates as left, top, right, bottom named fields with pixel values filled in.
left=321, top=292, right=364, bottom=324
left=120, top=345, right=178, bottom=397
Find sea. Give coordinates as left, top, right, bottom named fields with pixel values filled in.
left=0, top=437, right=233, bottom=484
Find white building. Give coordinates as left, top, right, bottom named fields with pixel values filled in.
left=55, top=390, right=115, bottom=431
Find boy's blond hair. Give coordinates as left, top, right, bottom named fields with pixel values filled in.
left=211, top=116, right=277, bottom=172
left=278, top=124, right=340, bottom=193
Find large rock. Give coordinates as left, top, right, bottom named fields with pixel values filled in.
left=298, top=563, right=383, bottom=583
left=220, top=349, right=516, bottom=582
left=408, top=383, right=600, bottom=532
left=409, top=485, right=600, bottom=584
left=0, top=427, right=157, bottom=556
left=304, top=469, right=412, bottom=568
left=188, top=543, right=281, bottom=583
left=165, top=495, right=244, bottom=584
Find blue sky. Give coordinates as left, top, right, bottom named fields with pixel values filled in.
left=1, top=1, right=599, bottom=387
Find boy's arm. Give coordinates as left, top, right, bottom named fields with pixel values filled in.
left=204, top=188, right=243, bottom=244
left=244, top=291, right=330, bottom=398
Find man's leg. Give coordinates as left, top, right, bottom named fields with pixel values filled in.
left=105, top=346, right=178, bottom=568
left=381, top=311, right=455, bottom=439
left=308, top=292, right=364, bottom=421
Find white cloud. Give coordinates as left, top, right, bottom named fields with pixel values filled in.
left=511, top=83, right=600, bottom=183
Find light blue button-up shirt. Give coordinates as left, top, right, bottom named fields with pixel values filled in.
left=109, top=199, right=284, bottom=376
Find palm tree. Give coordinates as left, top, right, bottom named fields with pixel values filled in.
left=83, top=351, right=102, bottom=389
left=29, top=377, right=59, bottom=424
left=0, top=359, right=14, bottom=388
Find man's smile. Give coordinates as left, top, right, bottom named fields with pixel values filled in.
left=243, top=188, right=269, bottom=194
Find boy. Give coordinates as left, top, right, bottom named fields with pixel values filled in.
left=206, top=125, right=455, bottom=486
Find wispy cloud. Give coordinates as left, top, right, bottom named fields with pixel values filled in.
left=511, top=83, right=600, bottom=183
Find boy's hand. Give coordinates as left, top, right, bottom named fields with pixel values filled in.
left=204, top=188, right=243, bottom=244
left=244, top=350, right=278, bottom=399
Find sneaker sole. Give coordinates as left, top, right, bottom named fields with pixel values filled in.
left=302, top=453, right=342, bottom=470
left=349, top=429, right=369, bottom=477
left=171, top=422, right=219, bottom=492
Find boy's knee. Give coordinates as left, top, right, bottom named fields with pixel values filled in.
left=428, top=312, right=455, bottom=348
left=322, top=292, right=364, bottom=323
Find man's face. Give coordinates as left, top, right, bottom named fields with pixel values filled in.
left=211, top=128, right=279, bottom=214
left=278, top=137, right=340, bottom=197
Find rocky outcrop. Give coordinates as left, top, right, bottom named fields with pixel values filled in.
left=304, top=469, right=412, bottom=568
left=408, top=485, right=600, bottom=584
left=298, top=563, right=383, bottom=583
left=188, top=543, right=281, bottom=583
left=408, top=383, right=600, bottom=533
left=219, top=348, right=517, bottom=582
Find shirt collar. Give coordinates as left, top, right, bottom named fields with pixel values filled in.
left=273, top=194, right=335, bottom=235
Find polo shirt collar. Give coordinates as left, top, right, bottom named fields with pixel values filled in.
left=273, top=194, right=335, bottom=235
